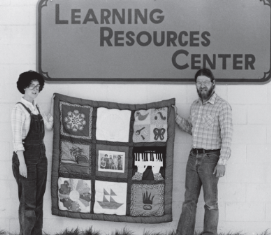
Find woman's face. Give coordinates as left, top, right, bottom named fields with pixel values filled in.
left=24, top=80, right=40, bottom=101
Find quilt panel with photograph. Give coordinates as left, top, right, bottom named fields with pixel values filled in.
left=95, top=144, right=129, bottom=179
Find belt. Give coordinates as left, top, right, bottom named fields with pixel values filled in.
left=192, top=148, right=220, bottom=154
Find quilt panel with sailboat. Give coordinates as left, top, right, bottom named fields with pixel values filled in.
left=51, top=93, right=175, bottom=223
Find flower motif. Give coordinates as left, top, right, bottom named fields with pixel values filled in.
left=64, top=110, right=86, bottom=132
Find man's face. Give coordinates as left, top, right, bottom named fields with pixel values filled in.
left=196, top=75, right=215, bottom=100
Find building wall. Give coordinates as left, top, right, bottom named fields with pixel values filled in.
left=0, top=0, right=271, bottom=234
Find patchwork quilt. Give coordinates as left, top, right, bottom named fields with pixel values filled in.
left=51, top=93, right=175, bottom=223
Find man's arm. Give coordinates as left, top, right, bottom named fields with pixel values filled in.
left=174, top=105, right=193, bottom=135
left=218, top=102, right=233, bottom=165
left=213, top=102, right=233, bottom=177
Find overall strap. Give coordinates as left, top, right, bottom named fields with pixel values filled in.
left=36, top=105, right=41, bottom=114
left=16, top=102, right=31, bottom=114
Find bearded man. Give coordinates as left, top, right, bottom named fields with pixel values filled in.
left=174, top=68, right=233, bottom=235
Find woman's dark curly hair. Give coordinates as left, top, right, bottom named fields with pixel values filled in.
left=17, top=70, right=45, bottom=94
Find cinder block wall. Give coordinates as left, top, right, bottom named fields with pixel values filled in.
left=1, top=1, right=271, bottom=234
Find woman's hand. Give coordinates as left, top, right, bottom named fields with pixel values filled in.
left=42, top=93, right=55, bottom=121
left=50, top=93, right=55, bottom=117
left=42, top=112, right=53, bottom=122
left=42, top=94, right=55, bottom=128
left=17, top=150, right=27, bottom=178
left=19, top=162, right=27, bottom=178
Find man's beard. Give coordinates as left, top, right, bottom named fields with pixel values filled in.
left=197, top=85, right=215, bottom=100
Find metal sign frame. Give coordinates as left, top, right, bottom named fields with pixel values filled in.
left=37, top=0, right=271, bottom=84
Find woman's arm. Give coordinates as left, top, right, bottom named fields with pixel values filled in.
left=11, top=105, right=27, bottom=178
left=42, top=94, right=54, bottom=130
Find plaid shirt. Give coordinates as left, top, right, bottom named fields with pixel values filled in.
left=11, top=98, right=53, bottom=152
left=176, top=93, right=233, bottom=165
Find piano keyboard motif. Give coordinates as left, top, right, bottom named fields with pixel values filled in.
left=134, top=152, right=163, bottom=168
left=133, top=150, right=164, bottom=180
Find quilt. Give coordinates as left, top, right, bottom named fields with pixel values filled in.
left=51, top=93, right=175, bottom=223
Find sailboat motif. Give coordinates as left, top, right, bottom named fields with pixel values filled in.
left=97, top=188, right=123, bottom=209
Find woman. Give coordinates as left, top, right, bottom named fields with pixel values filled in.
left=11, top=71, right=53, bottom=235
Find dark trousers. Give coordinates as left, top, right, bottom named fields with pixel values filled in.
left=12, top=152, right=48, bottom=235
left=176, top=150, right=220, bottom=235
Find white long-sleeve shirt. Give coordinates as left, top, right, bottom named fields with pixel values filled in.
left=11, top=97, right=53, bottom=152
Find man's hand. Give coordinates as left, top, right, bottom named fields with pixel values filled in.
left=172, top=105, right=178, bottom=116
left=213, top=164, right=225, bottom=177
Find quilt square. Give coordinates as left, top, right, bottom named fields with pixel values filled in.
left=132, top=146, right=166, bottom=181
left=96, top=144, right=129, bottom=179
left=130, top=184, right=164, bottom=217
left=134, top=110, right=151, bottom=125
left=58, top=177, right=91, bottom=213
left=96, top=108, right=131, bottom=142
left=150, top=125, right=167, bottom=142
left=133, top=125, right=150, bottom=142
left=59, top=140, right=91, bottom=175
left=98, top=150, right=125, bottom=173
left=60, top=101, right=93, bottom=139
left=133, top=107, right=168, bottom=143
left=151, top=107, right=168, bottom=125
left=94, top=181, right=127, bottom=215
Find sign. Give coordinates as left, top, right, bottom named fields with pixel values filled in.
left=37, top=0, right=271, bottom=83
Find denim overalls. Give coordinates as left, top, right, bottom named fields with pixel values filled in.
left=12, top=102, right=47, bottom=235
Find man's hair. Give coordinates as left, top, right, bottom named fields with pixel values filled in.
left=194, top=68, right=215, bottom=83
left=17, top=70, right=45, bottom=94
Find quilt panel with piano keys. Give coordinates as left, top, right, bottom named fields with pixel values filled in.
left=51, top=93, right=175, bottom=223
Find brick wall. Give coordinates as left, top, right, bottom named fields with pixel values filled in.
left=0, top=0, right=271, bottom=234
